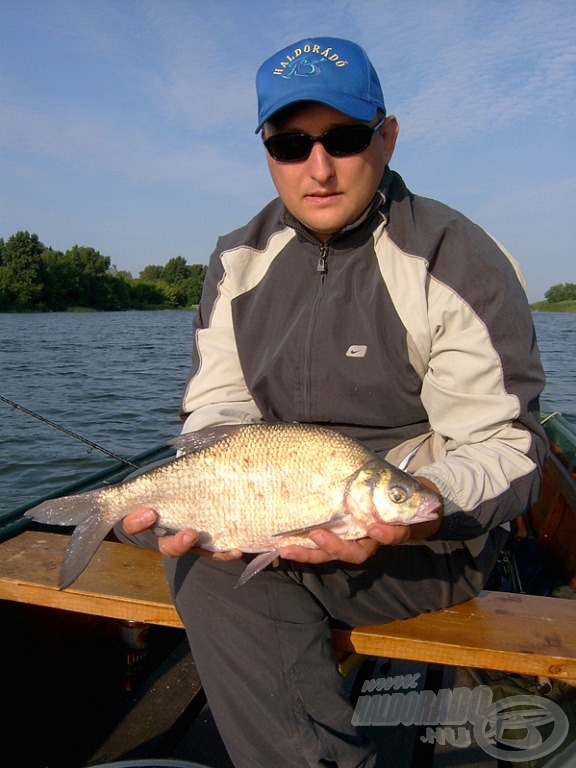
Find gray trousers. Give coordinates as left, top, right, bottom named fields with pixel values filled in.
left=115, top=525, right=507, bottom=768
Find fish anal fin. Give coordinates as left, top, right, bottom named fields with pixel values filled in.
left=235, top=550, right=281, bottom=588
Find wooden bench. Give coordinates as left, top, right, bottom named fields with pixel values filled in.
left=0, top=528, right=575, bottom=682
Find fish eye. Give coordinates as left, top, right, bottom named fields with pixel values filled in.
left=388, top=484, right=408, bottom=504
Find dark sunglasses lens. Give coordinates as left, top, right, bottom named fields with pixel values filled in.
left=322, top=125, right=373, bottom=156
left=264, top=124, right=375, bottom=162
left=265, top=134, right=312, bottom=162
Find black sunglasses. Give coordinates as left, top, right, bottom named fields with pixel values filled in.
left=263, top=117, right=386, bottom=163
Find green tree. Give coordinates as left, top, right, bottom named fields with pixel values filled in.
left=61, top=245, right=111, bottom=307
left=40, top=248, right=69, bottom=310
left=153, top=279, right=187, bottom=307
left=130, top=280, right=170, bottom=308
left=0, top=231, right=46, bottom=309
left=107, top=264, right=133, bottom=281
left=0, top=230, right=208, bottom=311
left=40, top=244, right=130, bottom=310
left=545, top=283, right=576, bottom=303
left=139, top=264, right=165, bottom=282
left=90, top=272, right=132, bottom=310
left=136, top=258, right=206, bottom=307
left=163, top=255, right=191, bottom=284
left=181, top=264, right=207, bottom=305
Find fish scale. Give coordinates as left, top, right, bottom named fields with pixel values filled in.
left=176, top=426, right=369, bottom=548
left=25, top=422, right=441, bottom=589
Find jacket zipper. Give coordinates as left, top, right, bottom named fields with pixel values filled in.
left=317, top=244, right=328, bottom=274
left=303, top=243, right=329, bottom=420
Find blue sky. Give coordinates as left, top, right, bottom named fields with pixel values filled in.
left=1, top=0, right=574, bottom=301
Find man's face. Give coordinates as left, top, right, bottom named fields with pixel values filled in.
left=263, top=103, right=398, bottom=243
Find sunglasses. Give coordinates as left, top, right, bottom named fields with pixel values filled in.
left=263, top=117, right=386, bottom=163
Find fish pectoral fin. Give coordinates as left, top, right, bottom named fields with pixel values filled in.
left=235, top=550, right=281, bottom=588
left=272, top=512, right=353, bottom=538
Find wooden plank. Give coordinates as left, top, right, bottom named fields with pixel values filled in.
left=1, top=531, right=575, bottom=681
left=0, top=530, right=183, bottom=627
left=332, top=590, right=576, bottom=681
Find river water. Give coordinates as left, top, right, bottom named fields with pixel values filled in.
left=1, top=310, right=575, bottom=515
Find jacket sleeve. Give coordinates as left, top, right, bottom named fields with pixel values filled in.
left=180, top=241, right=264, bottom=434
left=413, top=268, right=548, bottom=541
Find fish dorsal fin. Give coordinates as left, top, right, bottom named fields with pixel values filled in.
left=167, top=424, right=248, bottom=455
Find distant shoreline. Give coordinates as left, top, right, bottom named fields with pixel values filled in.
left=0, top=306, right=199, bottom=314
left=530, top=300, right=576, bottom=314
left=1, top=304, right=575, bottom=315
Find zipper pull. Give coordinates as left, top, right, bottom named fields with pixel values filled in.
left=317, top=246, right=328, bottom=274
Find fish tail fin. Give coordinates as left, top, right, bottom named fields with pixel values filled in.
left=25, top=490, right=120, bottom=590
left=59, top=514, right=115, bottom=589
left=25, top=489, right=103, bottom=527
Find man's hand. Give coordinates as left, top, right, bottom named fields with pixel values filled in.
left=278, top=520, right=411, bottom=565
left=122, top=508, right=243, bottom=560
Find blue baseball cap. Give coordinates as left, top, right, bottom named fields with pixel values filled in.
left=255, top=37, right=385, bottom=133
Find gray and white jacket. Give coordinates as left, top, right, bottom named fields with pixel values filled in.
left=181, top=168, right=547, bottom=549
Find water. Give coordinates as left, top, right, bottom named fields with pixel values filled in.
left=1, top=311, right=193, bottom=515
left=1, top=311, right=575, bottom=515
left=532, top=312, right=576, bottom=416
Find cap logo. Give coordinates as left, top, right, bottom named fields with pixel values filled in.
left=279, top=55, right=325, bottom=80
left=273, top=44, right=348, bottom=77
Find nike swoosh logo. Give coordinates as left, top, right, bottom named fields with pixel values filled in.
left=346, top=345, right=367, bottom=358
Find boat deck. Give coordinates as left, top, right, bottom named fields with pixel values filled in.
left=0, top=598, right=498, bottom=768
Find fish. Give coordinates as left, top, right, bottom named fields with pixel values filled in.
left=25, top=422, right=441, bottom=590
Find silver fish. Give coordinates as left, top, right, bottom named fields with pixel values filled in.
left=25, top=423, right=440, bottom=589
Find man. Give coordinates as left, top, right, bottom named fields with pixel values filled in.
left=118, top=37, right=547, bottom=768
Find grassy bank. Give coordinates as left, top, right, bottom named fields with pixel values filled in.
left=530, top=300, right=576, bottom=313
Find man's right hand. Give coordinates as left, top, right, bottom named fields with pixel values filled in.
left=121, top=507, right=243, bottom=560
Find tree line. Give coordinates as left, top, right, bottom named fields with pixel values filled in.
left=0, top=231, right=207, bottom=312
left=544, top=283, right=576, bottom=303
left=1, top=230, right=573, bottom=313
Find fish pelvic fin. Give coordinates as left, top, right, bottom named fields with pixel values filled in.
left=235, top=549, right=281, bottom=588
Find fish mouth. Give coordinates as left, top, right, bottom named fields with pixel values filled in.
left=418, top=495, right=442, bottom=519
left=373, top=495, right=441, bottom=526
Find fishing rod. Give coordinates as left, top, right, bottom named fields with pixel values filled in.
left=1, top=395, right=140, bottom=469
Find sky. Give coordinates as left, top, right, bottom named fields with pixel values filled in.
left=1, top=0, right=575, bottom=302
